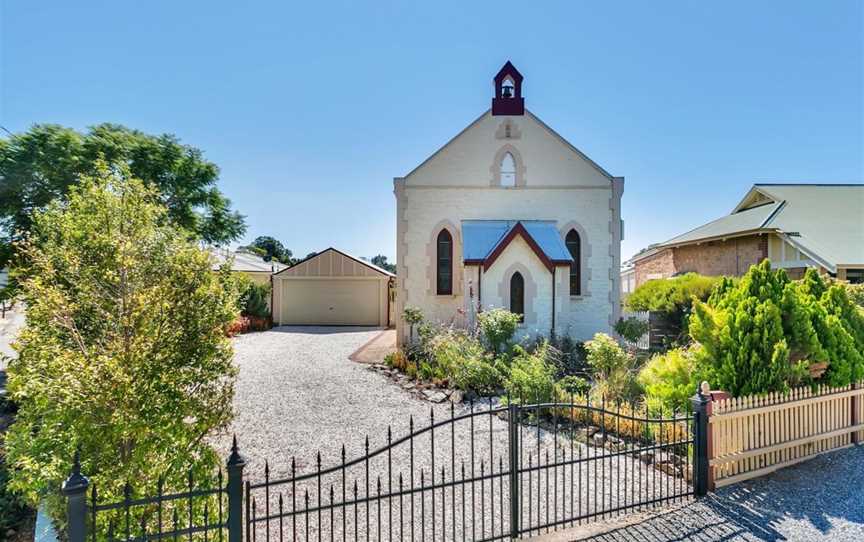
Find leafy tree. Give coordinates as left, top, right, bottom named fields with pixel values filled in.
left=4, top=165, right=239, bottom=520
left=369, top=254, right=396, bottom=274
left=242, top=236, right=293, bottom=264
left=0, top=123, right=246, bottom=269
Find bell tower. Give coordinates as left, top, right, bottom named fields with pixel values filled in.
left=492, top=61, right=524, bottom=116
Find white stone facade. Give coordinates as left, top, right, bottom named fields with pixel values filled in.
left=394, top=109, right=623, bottom=346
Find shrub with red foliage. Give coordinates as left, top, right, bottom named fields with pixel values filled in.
left=226, top=315, right=272, bottom=336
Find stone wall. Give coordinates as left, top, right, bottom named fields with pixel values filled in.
left=395, top=111, right=620, bottom=346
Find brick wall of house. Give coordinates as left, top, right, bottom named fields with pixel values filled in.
left=634, top=235, right=769, bottom=286
left=672, top=236, right=767, bottom=277
left=634, top=248, right=675, bottom=286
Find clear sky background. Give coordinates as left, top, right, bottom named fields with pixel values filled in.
left=2, top=1, right=862, bottom=263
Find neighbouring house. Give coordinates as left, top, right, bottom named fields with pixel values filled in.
left=629, top=183, right=864, bottom=286
left=272, top=248, right=395, bottom=327
left=210, top=247, right=288, bottom=285
left=394, top=62, right=624, bottom=346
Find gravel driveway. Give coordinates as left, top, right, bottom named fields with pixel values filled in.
left=219, top=327, right=678, bottom=542
left=566, top=445, right=864, bottom=542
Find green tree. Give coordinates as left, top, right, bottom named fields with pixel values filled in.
left=0, top=123, right=246, bottom=269
left=242, top=236, right=293, bottom=264
left=369, top=255, right=396, bottom=274
left=4, top=165, right=239, bottom=520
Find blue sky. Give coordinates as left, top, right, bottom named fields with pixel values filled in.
left=2, top=1, right=861, bottom=262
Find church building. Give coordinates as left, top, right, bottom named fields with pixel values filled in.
left=394, top=62, right=624, bottom=345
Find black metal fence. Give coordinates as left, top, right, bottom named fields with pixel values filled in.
left=64, top=390, right=712, bottom=542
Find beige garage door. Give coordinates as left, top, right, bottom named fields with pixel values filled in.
left=280, top=279, right=380, bottom=325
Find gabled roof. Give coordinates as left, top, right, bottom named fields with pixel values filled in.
left=462, top=220, right=572, bottom=272
left=399, top=109, right=614, bottom=182
left=641, top=183, right=864, bottom=271
left=273, top=247, right=395, bottom=278
left=660, top=202, right=782, bottom=246
left=211, top=248, right=288, bottom=273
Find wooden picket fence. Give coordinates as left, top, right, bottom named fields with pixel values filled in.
left=708, top=382, right=864, bottom=488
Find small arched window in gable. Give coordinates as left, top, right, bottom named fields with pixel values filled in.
left=510, top=271, right=524, bottom=321
left=436, top=229, right=453, bottom=295
left=500, top=152, right=516, bottom=188
left=566, top=229, right=581, bottom=295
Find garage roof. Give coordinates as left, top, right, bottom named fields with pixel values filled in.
left=274, top=247, right=395, bottom=278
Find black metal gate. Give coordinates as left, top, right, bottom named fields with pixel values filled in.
left=244, top=397, right=694, bottom=542
left=67, top=394, right=705, bottom=542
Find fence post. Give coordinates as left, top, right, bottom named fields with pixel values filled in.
left=507, top=401, right=520, bottom=540
left=226, top=436, right=247, bottom=542
left=852, top=382, right=860, bottom=445
left=62, top=451, right=90, bottom=542
left=691, top=382, right=711, bottom=497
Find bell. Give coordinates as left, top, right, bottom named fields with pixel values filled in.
left=502, top=84, right=513, bottom=98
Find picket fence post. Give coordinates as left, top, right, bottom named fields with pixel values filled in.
left=62, top=450, right=90, bottom=542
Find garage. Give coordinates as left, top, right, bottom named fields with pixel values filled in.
left=272, top=248, right=394, bottom=327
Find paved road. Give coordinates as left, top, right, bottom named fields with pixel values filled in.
left=563, top=445, right=864, bottom=541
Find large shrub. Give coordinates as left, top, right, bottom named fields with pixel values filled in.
left=614, top=316, right=649, bottom=345
left=4, top=167, right=239, bottom=520
left=638, top=348, right=697, bottom=413
left=584, top=333, right=641, bottom=403
left=505, top=343, right=556, bottom=402
left=452, top=357, right=502, bottom=396
left=689, top=262, right=864, bottom=395
left=477, top=308, right=521, bottom=354
left=237, top=277, right=271, bottom=318
left=423, top=327, right=486, bottom=382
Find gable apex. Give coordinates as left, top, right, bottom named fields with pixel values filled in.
left=494, top=61, right=523, bottom=84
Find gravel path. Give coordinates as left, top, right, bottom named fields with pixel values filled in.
left=219, top=327, right=679, bottom=542
left=566, top=445, right=864, bottom=541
